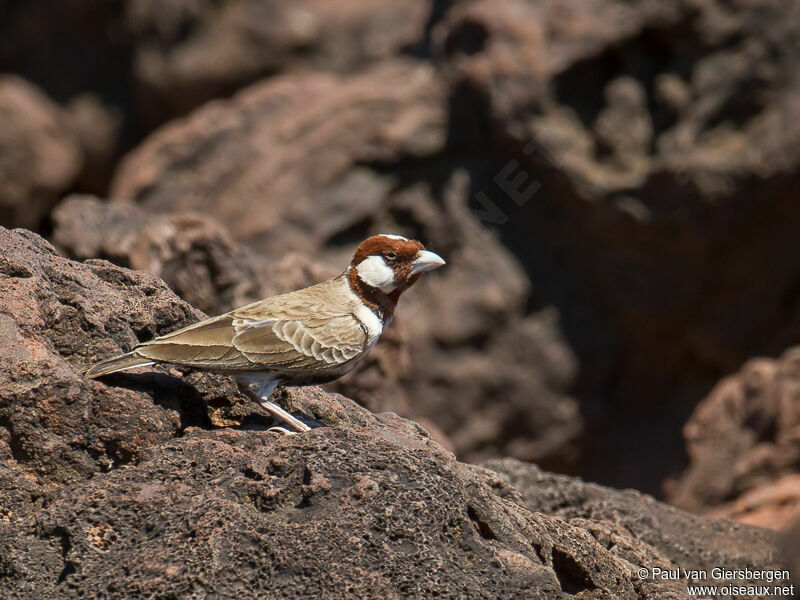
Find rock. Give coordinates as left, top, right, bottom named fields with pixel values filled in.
left=110, top=60, right=582, bottom=470
left=667, top=348, right=800, bottom=527
left=127, top=0, right=430, bottom=123
left=706, top=475, right=800, bottom=531
left=0, top=0, right=429, bottom=141
left=0, top=226, right=264, bottom=487
left=428, top=0, right=800, bottom=492
left=0, top=77, right=82, bottom=230
left=51, top=195, right=265, bottom=315
left=485, top=457, right=778, bottom=573
left=111, top=60, right=449, bottom=256
left=0, top=227, right=783, bottom=598
left=0, top=427, right=659, bottom=600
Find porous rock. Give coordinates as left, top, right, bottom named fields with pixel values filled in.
left=110, top=59, right=582, bottom=471
left=430, top=0, right=800, bottom=491
left=0, top=77, right=82, bottom=230
left=667, top=348, right=800, bottom=528
left=52, top=195, right=265, bottom=315
left=485, top=457, right=779, bottom=575
left=0, top=226, right=258, bottom=489
left=0, top=228, right=783, bottom=598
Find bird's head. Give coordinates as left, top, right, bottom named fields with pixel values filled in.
left=348, top=234, right=445, bottom=304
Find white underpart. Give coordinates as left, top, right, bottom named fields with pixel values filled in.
left=343, top=281, right=384, bottom=347
left=378, top=234, right=408, bottom=241
left=355, top=255, right=397, bottom=293
left=354, top=301, right=384, bottom=347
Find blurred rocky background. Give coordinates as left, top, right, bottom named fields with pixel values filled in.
left=2, top=0, right=800, bottom=539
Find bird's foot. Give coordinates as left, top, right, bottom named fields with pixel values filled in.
left=267, top=426, right=299, bottom=436
left=260, top=399, right=312, bottom=434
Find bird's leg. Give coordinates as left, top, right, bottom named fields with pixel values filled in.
left=260, top=399, right=312, bottom=433
left=236, top=379, right=311, bottom=434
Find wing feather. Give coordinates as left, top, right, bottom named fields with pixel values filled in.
left=94, top=277, right=372, bottom=375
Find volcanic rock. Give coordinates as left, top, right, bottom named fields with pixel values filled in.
left=667, top=348, right=800, bottom=529
left=0, top=227, right=783, bottom=598
left=430, top=0, right=800, bottom=491
left=0, top=77, right=82, bottom=230
left=51, top=195, right=265, bottom=315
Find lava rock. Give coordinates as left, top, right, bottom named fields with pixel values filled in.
left=0, top=227, right=783, bottom=598
left=0, top=77, right=82, bottom=230
left=486, top=457, right=778, bottom=572
left=52, top=195, right=265, bottom=315
left=430, top=0, right=800, bottom=492
left=109, top=59, right=582, bottom=471
left=667, top=348, right=800, bottom=529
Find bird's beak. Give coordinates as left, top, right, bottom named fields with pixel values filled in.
left=410, top=250, right=446, bottom=275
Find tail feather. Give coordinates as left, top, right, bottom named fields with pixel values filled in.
left=85, top=351, right=156, bottom=379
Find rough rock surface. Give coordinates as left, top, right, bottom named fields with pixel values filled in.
left=0, top=228, right=783, bottom=598
left=107, top=0, right=800, bottom=493
left=111, top=60, right=449, bottom=255
left=486, top=458, right=779, bottom=574
left=0, top=226, right=264, bottom=488
left=110, top=60, right=581, bottom=471
left=0, top=77, right=82, bottom=230
left=667, top=348, right=800, bottom=529
left=52, top=195, right=265, bottom=315
left=0, top=0, right=429, bottom=140
left=429, top=0, right=800, bottom=491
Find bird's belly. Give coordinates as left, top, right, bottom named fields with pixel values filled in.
left=281, top=361, right=361, bottom=386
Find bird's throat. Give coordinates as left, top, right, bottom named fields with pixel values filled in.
left=347, top=268, right=399, bottom=324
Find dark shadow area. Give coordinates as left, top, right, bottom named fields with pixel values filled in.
left=99, top=371, right=214, bottom=432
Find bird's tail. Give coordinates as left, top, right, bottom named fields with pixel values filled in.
left=85, top=351, right=155, bottom=379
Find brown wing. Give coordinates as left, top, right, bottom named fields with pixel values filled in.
left=132, top=278, right=367, bottom=374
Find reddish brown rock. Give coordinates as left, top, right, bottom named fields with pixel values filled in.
left=706, top=475, right=800, bottom=531
left=430, top=0, right=800, bottom=492
left=52, top=195, right=265, bottom=315
left=111, top=60, right=449, bottom=256
left=110, top=60, right=582, bottom=470
left=0, top=77, right=82, bottom=230
left=667, top=348, right=800, bottom=526
left=0, top=226, right=260, bottom=487
left=128, top=0, right=430, bottom=122
left=0, top=227, right=782, bottom=599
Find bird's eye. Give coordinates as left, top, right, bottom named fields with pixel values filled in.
left=384, top=252, right=398, bottom=262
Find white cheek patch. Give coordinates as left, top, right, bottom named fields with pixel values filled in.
left=356, top=255, right=397, bottom=293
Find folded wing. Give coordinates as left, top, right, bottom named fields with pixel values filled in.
left=89, top=280, right=368, bottom=377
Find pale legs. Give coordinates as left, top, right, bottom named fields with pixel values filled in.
left=236, top=378, right=311, bottom=434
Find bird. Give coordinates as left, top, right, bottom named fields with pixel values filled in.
left=86, top=234, right=445, bottom=433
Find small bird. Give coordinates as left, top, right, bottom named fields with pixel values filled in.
left=86, top=234, right=445, bottom=433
